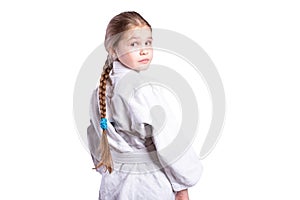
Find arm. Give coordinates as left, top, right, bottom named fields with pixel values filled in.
left=129, top=84, right=203, bottom=191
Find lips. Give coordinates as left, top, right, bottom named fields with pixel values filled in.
left=138, top=59, right=150, bottom=63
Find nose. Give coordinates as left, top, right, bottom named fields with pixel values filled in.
left=139, top=48, right=148, bottom=55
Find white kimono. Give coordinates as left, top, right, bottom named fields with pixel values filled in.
left=87, top=61, right=203, bottom=200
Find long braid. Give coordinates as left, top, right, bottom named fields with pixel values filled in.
left=93, top=57, right=113, bottom=173
left=92, top=11, right=152, bottom=174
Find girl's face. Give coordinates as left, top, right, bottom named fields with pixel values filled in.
left=115, top=26, right=153, bottom=71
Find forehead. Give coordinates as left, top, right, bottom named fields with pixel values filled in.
left=121, top=26, right=152, bottom=40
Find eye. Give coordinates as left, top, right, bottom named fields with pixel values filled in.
left=130, top=42, right=139, bottom=47
left=145, top=40, right=152, bottom=46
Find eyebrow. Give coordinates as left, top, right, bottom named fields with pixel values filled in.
left=128, top=36, right=153, bottom=41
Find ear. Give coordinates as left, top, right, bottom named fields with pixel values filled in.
left=112, top=50, right=119, bottom=61
left=108, top=47, right=117, bottom=58
left=107, top=47, right=114, bottom=55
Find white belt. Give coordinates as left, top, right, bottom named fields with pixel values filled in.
left=111, top=150, right=160, bottom=164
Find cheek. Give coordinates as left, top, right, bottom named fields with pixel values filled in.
left=149, top=49, right=153, bottom=58
left=116, top=47, right=129, bottom=58
left=117, top=46, right=136, bottom=58
left=118, top=52, right=139, bottom=68
left=122, top=51, right=138, bottom=61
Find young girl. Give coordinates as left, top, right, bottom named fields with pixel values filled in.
left=87, top=11, right=202, bottom=200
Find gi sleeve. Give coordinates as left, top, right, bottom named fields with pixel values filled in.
left=128, top=83, right=203, bottom=192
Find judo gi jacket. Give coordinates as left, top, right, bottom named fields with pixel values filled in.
left=87, top=61, right=203, bottom=200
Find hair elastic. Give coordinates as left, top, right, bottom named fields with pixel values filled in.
left=100, top=118, right=108, bottom=130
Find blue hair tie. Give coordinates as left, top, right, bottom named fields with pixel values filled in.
left=100, top=118, right=108, bottom=130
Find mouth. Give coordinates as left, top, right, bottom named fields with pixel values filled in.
left=138, top=59, right=150, bottom=64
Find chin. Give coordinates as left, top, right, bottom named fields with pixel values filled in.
left=137, top=64, right=150, bottom=71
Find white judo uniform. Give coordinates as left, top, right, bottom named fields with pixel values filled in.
left=87, top=61, right=203, bottom=200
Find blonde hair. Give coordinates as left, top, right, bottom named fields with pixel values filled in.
left=94, top=11, right=151, bottom=173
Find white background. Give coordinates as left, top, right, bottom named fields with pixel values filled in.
left=1, top=0, right=299, bottom=199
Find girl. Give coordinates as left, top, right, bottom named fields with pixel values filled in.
left=87, top=11, right=202, bottom=200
